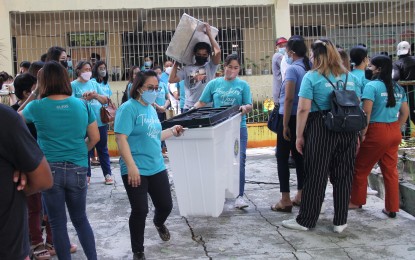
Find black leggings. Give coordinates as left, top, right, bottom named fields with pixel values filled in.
left=276, top=115, right=304, bottom=193
left=122, top=170, right=173, bottom=253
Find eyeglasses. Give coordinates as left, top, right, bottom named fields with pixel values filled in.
left=143, top=84, right=160, bottom=92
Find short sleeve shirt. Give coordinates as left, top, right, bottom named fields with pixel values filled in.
left=362, top=80, right=407, bottom=123
left=114, top=99, right=165, bottom=176
left=71, top=79, right=106, bottom=126
left=23, top=96, right=95, bottom=167
left=0, top=104, right=44, bottom=260
left=199, top=77, right=252, bottom=128
left=351, top=69, right=370, bottom=94
left=155, top=81, right=169, bottom=106
left=177, top=61, right=218, bottom=109
left=299, top=71, right=362, bottom=112
left=279, top=59, right=308, bottom=115
left=91, top=78, right=113, bottom=98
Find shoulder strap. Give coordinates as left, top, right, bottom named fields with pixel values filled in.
left=322, top=73, right=348, bottom=90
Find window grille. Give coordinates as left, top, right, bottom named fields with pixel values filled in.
left=10, top=6, right=276, bottom=78
left=290, top=0, right=415, bottom=58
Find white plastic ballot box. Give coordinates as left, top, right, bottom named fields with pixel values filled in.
left=165, top=113, right=241, bottom=217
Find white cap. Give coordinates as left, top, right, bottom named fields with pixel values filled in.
left=397, top=41, right=410, bottom=56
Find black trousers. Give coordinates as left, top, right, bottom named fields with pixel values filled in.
left=296, top=112, right=357, bottom=228
left=403, top=85, right=414, bottom=137
left=122, top=170, right=173, bottom=253
left=276, top=114, right=304, bottom=193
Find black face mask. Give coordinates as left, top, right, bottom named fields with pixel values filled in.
left=60, top=60, right=68, bottom=68
left=365, top=68, right=373, bottom=80
left=195, top=56, right=208, bottom=65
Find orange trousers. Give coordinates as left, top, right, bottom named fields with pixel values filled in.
left=350, top=121, right=401, bottom=212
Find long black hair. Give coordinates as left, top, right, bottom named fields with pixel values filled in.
left=370, top=55, right=396, bottom=107
left=287, top=35, right=311, bottom=71
left=92, top=60, right=109, bottom=84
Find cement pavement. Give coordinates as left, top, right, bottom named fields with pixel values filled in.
left=64, top=147, right=415, bottom=260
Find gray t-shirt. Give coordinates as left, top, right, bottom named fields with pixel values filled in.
left=272, top=52, right=284, bottom=103
left=178, top=61, right=218, bottom=109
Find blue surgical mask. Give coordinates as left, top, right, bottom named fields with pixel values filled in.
left=67, top=60, right=73, bottom=68
left=144, top=61, right=152, bottom=67
left=141, top=90, right=158, bottom=105
left=285, top=53, right=293, bottom=65
left=278, top=47, right=286, bottom=55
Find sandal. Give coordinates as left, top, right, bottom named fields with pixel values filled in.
left=292, top=200, right=301, bottom=207
left=45, top=242, right=78, bottom=256
left=31, top=243, right=51, bottom=260
left=271, top=202, right=293, bottom=213
left=382, top=209, right=396, bottom=218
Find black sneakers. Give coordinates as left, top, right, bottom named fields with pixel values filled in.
left=155, top=224, right=170, bottom=241
left=133, top=252, right=145, bottom=260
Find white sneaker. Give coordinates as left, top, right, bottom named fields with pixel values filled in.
left=320, top=201, right=326, bottom=214
left=105, top=174, right=114, bottom=185
left=333, top=223, right=347, bottom=233
left=282, top=219, right=309, bottom=231
left=234, top=196, right=249, bottom=209
left=367, top=186, right=378, bottom=195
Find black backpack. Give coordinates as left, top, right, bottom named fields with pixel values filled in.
left=314, top=74, right=367, bottom=132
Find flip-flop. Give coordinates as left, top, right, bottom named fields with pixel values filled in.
left=271, top=202, right=293, bottom=213
left=32, top=243, right=51, bottom=260
left=382, top=209, right=396, bottom=218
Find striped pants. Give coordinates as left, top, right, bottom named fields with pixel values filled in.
left=296, top=112, right=358, bottom=228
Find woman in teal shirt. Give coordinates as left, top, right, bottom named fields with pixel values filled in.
left=193, top=54, right=252, bottom=210
left=350, top=45, right=370, bottom=94
left=71, top=61, right=110, bottom=185
left=90, top=60, right=114, bottom=185
left=349, top=55, right=409, bottom=218
left=282, top=39, right=361, bottom=234
left=20, top=61, right=100, bottom=259
left=114, top=70, right=185, bottom=260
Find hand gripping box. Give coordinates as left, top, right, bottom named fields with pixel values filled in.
left=166, top=13, right=219, bottom=65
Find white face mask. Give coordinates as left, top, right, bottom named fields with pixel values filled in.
left=98, top=70, right=107, bottom=77
left=165, top=67, right=173, bottom=75
left=81, top=71, right=92, bottom=81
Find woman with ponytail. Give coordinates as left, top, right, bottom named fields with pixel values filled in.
left=350, top=45, right=370, bottom=93
left=282, top=39, right=361, bottom=233
left=271, top=36, right=309, bottom=213
left=349, top=55, right=409, bottom=218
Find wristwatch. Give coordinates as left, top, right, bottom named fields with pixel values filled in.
left=9, top=91, right=15, bottom=95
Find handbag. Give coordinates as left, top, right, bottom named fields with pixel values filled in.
left=267, top=104, right=280, bottom=134
left=100, top=99, right=117, bottom=124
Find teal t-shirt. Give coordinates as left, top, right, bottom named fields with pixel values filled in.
left=126, top=82, right=133, bottom=100
left=178, top=80, right=185, bottom=109
left=71, top=79, right=106, bottom=126
left=114, top=99, right=166, bottom=176
left=91, top=78, right=113, bottom=98
left=351, top=69, right=370, bottom=94
left=199, top=77, right=252, bottom=128
left=22, top=96, right=96, bottom=167
left=362, top=80, right=407, bottom=123
left=299, top=71, right=361, bottom=112
left=155, top=82, right=169, bottom=106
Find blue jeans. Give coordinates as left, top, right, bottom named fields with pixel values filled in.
left=239, top=127, right=248, bottom=197
left=43, top=162, right=97, bottom=260
left=88, top=125, right=112, bottom=177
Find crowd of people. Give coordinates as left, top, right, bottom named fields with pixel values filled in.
left=1, top=18, right=414, bottom=259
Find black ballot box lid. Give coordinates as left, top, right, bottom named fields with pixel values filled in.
left=161, top=106, right=240, bottom=129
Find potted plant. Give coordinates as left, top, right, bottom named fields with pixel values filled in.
left=260, top=55, right=271, bottom=75
left=244, top=58, right=258, bottom=76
